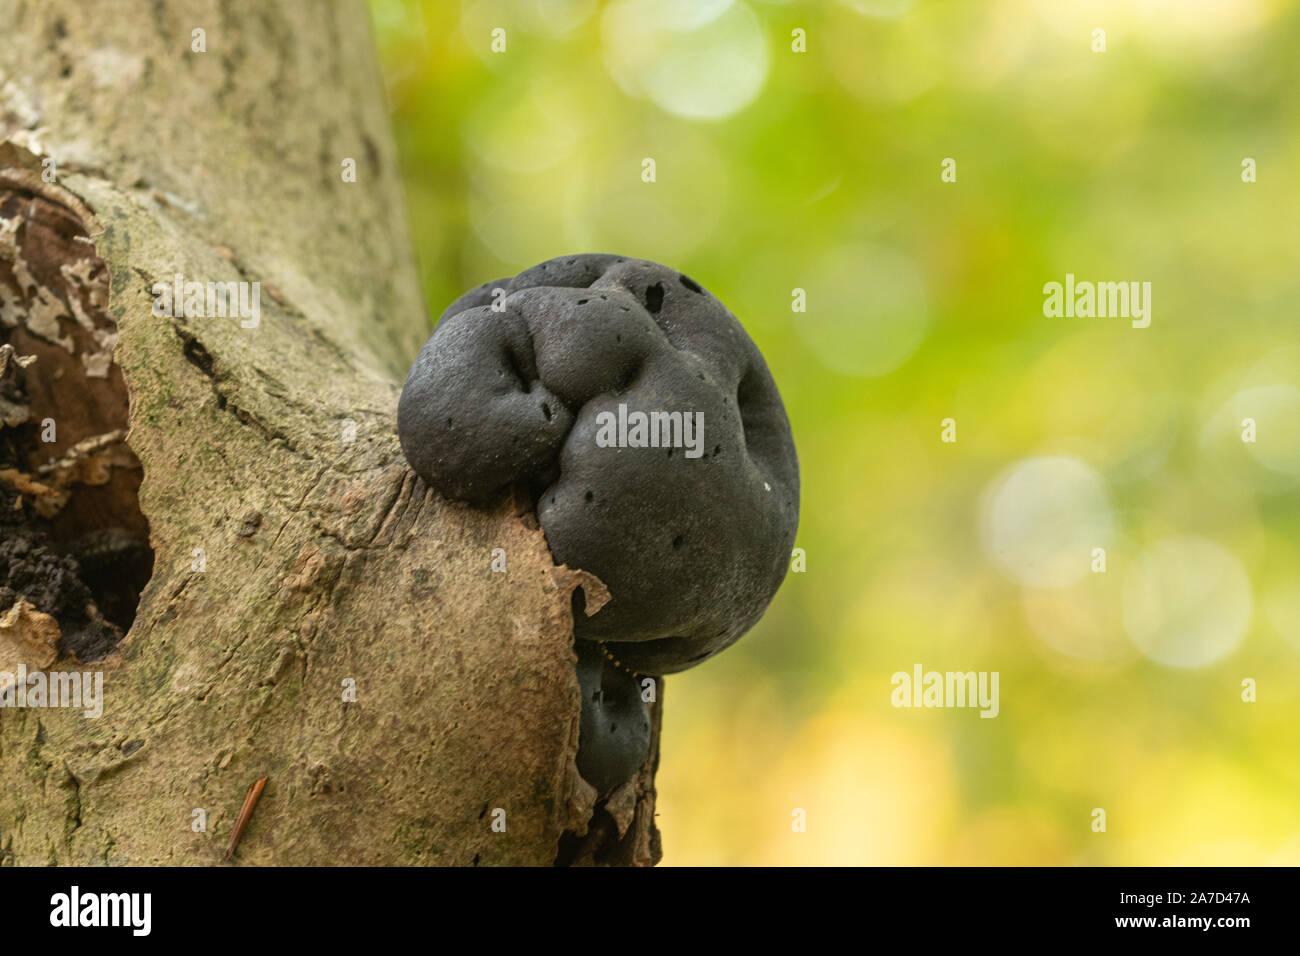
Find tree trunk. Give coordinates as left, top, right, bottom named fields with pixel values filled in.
left=0, top=0, right=660, bottom=866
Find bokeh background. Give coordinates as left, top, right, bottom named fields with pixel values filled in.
left=368, top=0, right=1300, bottom=864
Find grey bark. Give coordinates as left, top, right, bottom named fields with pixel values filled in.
left=0, top=0, right=660, bottom=866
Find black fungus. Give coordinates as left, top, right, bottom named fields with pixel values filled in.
left=574, top=642, right=651, bottom=798
left=400, top=255, right=801, bottom=797
left=398, top=254, right=800, bottom=677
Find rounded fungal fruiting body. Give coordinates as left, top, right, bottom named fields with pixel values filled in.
left=574, top=642, right=652, bottom=798
left=398, top=254, right=800, bottom=794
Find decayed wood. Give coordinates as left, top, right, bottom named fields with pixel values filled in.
left=0, top=0, right=660, bottom=866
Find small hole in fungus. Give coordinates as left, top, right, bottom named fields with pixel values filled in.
left=541, top=402, right=552, bottom=421
left=585, top=490, right=594, bottom=502
left=672, top=535, right=684, bottom=550
left=666, top=448, right=673, bottom=458
left=679, top=274, right=702, bottom=294
left=644, top=282, right=664, bottom=313
left=714, top=445, right=721, bottom=456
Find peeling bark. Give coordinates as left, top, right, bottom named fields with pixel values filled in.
left=0, top=0, right=660, bottom=866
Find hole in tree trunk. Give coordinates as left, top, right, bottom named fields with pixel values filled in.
left=0, top=170, right=153, bottom=662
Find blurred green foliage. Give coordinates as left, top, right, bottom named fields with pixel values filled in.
left=371, top=0, right=1300, bottom=864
